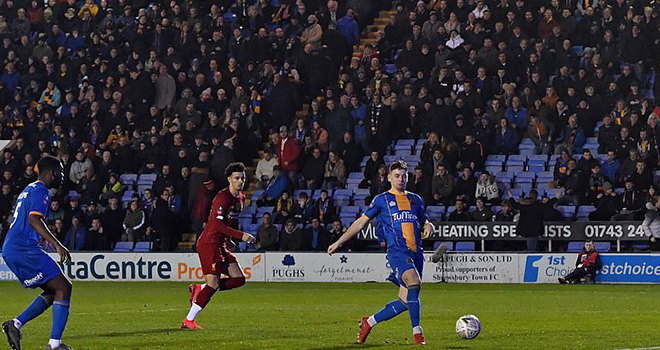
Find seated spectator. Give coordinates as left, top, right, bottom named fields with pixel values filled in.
left=598, top=115, right=620, bottom=154
left=504, top=96, right=528, bottom=132
left=102, top=197, right=125, bottom=248
left=432, top=163, right=454, bottom=206
left=474, top=115, right=496, bottom=152
left=273, top=191, right=295, bottom=225
left=255, top=149, right=278, bottom=190
left=475, top=172, right=499, bottom=205
left=455, top=167, right=477, bottom=205
left=258, top=166, right=291, bottom=206
left=302, top=217, right=331, bottom=251
left=555, top=115, right=586, bottom=155
left=279, top=219, right=303, bottom=251
left=85, top=217, right=108, bottom=250
left=601, top=150, right=621, bottom=185
left=419, top=131, right=441, bottom=165
left=64, top=215, right=86, bottom=251
left=559, top=240, right=602, bottom=284
left=584, top=164, right=605, bottom=205
left=122, top=199, right=146, bottom=242
left=528, top=114, right=554, bottom=155
left=612, top=177, right=645, bottom=221
left=336, top=131, right=364, bottom=174
left=293, top=192, right=315, bottom=225
left=577, top=149, right=599, bottom=174
left=495, top=117, right=520, bottom=155
left=328, top=219, right=350, bottom=251
left=77, top=167, right=100, bottom=205
left=496, top=201, right=517, bottom=221
left=323, top=150, right=347, bottom=190
left=256, top=212, right=279, bottom=251
left=471, top=197, right=494, bottom=221
left=458, top=134, right=484, bottom=171
left=557, top=159, right=585, bottom=206
left=589, top=182, right=619, bottom=221
left=553, top=150, right=572, bottom=185
left=359, top=150, right=385, bottom=189
left=100, top=172, right=124, bottom=204
left=47, top=198, right=64, bottom=224
left=631, top=161, right=654, bottom=192
left=314, top=189, right=337, bottom=225
left=447, top=199, right=471, bottom=221
left=619, top=150, right=640, bottom=183
left=367, top=164, right=391, bottom=204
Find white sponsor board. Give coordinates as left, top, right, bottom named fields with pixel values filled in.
left=264, top=252, right=389, bottom=282
left=519, top=254, right=577, bottom=283
left=3, top=252, right=658, bottom=284
left=424, top=254, right=520, bottom=283
left=0, top=253, right=265, bottom=282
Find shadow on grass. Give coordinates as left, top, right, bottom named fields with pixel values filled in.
left=307, top=344, right=388, bottom=350
left=67, top=327, right=182, bottom=339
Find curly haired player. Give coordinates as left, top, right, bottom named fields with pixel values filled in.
left=181, top=162, right=256, bottom=329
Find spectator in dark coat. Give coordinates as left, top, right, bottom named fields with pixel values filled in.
left=447, top=199, right=471, bottom=221
left=102, top=197, right=125, bottom=248
left=302, top=217, right=331, bottom=251
left=85, top=217, right=108, bottom=250
left=301, top=147, right=326, bottom=190
left=359, top=150, right=385, bottom=189
left=313, top=189, right=337, bottom=225
left=510, top=189, right=559, bottom=252
left=279, top=219, right=304, bottom=251
left=459, top=134, right=485, bottom=171
left=256, top=212, right=279, bottom=251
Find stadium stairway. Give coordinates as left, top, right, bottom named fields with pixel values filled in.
left=352, top=4, right=398, bottom=59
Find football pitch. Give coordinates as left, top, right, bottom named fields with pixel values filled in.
left=1, top=282, right=659, bottom=350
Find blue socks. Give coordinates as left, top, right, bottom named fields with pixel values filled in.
left=373, top=299, right=408, bottom=324
left=17, top=295, right=52, bottom=326
left=407, top=285, right=421, bottom=331
left=51, top=300, right=70, bottom=341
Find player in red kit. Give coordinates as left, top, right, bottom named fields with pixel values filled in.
left=181, top=162, right=256, bottom=329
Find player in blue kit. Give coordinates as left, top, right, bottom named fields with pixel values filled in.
left=328, top=160, right=433, bottom=346
left=1, top=156, right=74, bottom=350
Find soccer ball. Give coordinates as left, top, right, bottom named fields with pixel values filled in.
left=455, top=314, right=481, bottom=340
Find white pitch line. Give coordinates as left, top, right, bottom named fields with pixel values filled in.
left=611, top=347, right=660, bottom=350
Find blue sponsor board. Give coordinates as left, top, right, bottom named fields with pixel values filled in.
left=0, top=257, right=18, bottom=281
left=597, top=255, right=660, bottom=283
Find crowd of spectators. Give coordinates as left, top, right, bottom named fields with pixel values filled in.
left=2, top=0, right=660, bottom=252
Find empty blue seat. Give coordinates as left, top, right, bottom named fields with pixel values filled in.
left=113, top=241, right=133, bottom=252
left=342, top=206, right=360, bottom=213
left=426, top=206, right=445, bottom=220
left=134, top=241, right=153, bottom=252
left=487, top=154, right=506, bottom=162
left=517, top=183, right=533, bottom=194
left=633, top=242, right=650, bottom=251
left=567, top=241, right=583, bottom=252
left=257, top=206, right=274, bottom=215
left=528, top=164, right=545, bottom=173
left=396, top=139, right=415, bottom=146
left=433, top=241, right=454, bottom=251
left=455, top=242, right=476, bottom=251
left=508, top=154, right=527, bottom=162
left=119, top=174, right=138, bottom=185
left=557, top=206, right=576, bottom=219
left=507, top=165, right=524, bottom=173
left=239, top=218, right=253, bottom=230
left=595, top=242, right=611, bottom=252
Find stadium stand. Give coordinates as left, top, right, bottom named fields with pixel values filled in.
left=0, top=0, right=658, bottom=254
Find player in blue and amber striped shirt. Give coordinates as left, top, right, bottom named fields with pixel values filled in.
left=328, top=160, right=432, bottom=346
left=2, top=156, right=75, bottom=350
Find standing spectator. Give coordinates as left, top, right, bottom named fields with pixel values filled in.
left=155, top=65, right=176, bottom=110
left=475, top=172, right=499, bottom=205
left=510, top=189, right=558, bottom=252
left=432, top=163, right=454, bottom=206
left=279, top=219, right=303, bottom=251
left=277, top=126, right=301, bottom=176
left=255, top=149, right=278, bottom=189
left=152, top=188, right=176, bottom=251
left=102, top=197, right=125, bottom=248
left=558, top=240, right=602, bottom=284
left=302, top=217, right=331, bottom=251
left=459, top=134, right=484, bottom=171
left=455, top=167, right=477, bottom=205
left=256, top=212, right=279, bottom=251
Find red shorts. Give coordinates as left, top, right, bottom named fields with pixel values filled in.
left=197, top=236, right=238, bottom=275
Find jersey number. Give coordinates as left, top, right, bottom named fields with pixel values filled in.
left=9, top=200, right=22, bottom=229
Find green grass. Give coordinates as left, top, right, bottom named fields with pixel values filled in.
left=1, top=282, right=659, bottom=350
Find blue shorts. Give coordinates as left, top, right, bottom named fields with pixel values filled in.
left=387, top=248, right=424, bottom=287
left=2, top=249, right=63, bottom=289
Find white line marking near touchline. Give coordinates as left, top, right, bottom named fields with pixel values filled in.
left=611, top=346, right=660, bottom=350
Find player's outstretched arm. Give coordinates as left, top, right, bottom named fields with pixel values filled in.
left=328, top=215, right=369, bottom=255
left=29, top=213, right=70, bottom=263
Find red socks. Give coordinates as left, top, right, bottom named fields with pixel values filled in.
left=194, top=285, right=217, bottom=308
left=218, top=277, right=246, bottom=291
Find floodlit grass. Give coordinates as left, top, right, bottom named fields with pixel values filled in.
left=1, top=282, right=659, bottom=350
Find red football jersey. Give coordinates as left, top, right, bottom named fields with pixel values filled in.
left=199, top=187, right=245, bottom=244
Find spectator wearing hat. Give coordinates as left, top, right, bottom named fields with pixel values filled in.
left=612, top=177, right=645, bottom=221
